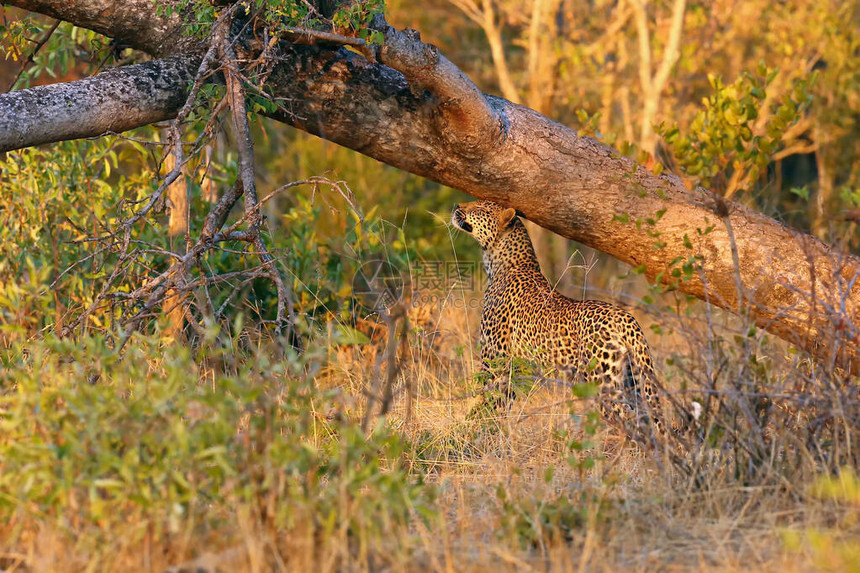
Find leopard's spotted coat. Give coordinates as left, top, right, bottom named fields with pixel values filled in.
left=453, top=200, right=665, bottom=435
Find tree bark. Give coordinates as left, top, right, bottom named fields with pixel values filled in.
left=0, top=57, right=196, bottom=151
left=3, top=0, right=192, bottom=57
left=1, top=1, right=858, bottom=372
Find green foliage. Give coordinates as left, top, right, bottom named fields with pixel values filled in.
left=154, top=0, right=216, bottom=37
left=574, top=108, right=605, bottom=141
left=0, top=138, right=154, bottom=342
left=0, top=16, right=39, bottom=62
left=154, top=0, right=383, bottom=40
left=810, top=468, right=860, bottom=504
left=274, top=196, right=415, bottom=328
left=496, top=484, right=593, bottom=548
left=659, top=65, right=815, bottom=196
left=332, top=0, right=385, bottom=44
left=560, top=395, right=602, bottom=476
left=154, top=0, right=316, bottom=38
left=1, top=20, right=131, bottom=90
left=780, top=468, right=860, bottom=572
left=0, top=131, right=422, bottom=345
left=0, top=333, right=433, bottom=547
left=465, top=356, right=550, bottom=419
left=264, top=129, right=474, bottom=262
left=496, top=405, right=605, bottom=548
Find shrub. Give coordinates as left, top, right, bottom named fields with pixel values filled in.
left=0, top=333, right=434, bottom=567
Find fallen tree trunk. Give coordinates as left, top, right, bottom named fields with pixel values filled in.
left=267, top=35, right=860, bottom=373
left=1, top=1, right=858, bottom=372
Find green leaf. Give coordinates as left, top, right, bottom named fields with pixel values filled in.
left=334, top=324, right=371, bottom=346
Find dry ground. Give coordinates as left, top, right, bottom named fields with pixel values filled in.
left=2, top=295, right=858, bottom=573
left=310, top=298, right=859, bottom=572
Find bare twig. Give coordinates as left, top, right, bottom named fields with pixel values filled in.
left=223, top=43, right=260, bottom=232
left=362, top=302, right=408, bottom=432
left=223, top=32, right=300, bottom=346
left=58, top=19, right=229, bottom=339
left=282, top=26, right=375, bottom=61
left=448, top=0, right=519, bottom=103
left=378, top=303, right=409, bottom=418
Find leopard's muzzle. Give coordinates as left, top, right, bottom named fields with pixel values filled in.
left=452, top=205, right=473, bottom=233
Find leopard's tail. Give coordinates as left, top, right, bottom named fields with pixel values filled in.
left=620, top=343, right=668, bottom=441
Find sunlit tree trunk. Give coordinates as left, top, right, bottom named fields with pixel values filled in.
left=632, top=0, right=686, bottom=156
left=812, top=122, right=836, bottom=241
left=162, top=143, right=189, bottom=341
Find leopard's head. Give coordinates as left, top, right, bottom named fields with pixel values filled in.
left=452, top=201, right=521, bottom=250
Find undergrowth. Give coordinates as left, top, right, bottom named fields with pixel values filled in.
left=1, top=291, right=859, bottom=571
left=0, top=332, right=431, bottom=571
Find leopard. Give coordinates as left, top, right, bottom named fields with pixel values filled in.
left=452, top=200, right=666, bottom=439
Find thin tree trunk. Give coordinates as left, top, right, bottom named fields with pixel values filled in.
left=162, top=145, right=189, bottom=340
left=202, top=145, right=218, bottom=203
left=633, top=0, right=686, bottom=156
left=812, top=121, right=835, bottom=241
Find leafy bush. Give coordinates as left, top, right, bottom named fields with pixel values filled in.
left=0, top=333, right=434, bottom=565
left=0, top=138, right=155, bottom=343
left=0, top=133, right=421, bottom=351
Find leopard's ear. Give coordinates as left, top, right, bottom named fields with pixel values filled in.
left=499, top=207, right=518, bottom=228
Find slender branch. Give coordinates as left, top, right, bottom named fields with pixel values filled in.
left=633, top=0, right=653, bottom=94
left=448, top=0, right=482, bottom=24
left=482, top=0, right=519, bottom=103
left=223, top=44, right=260, bottom=231
left=202, top=180, right=244, bottom=239
left=449, top=0, right=520, bottom=103
left=651, top=0, right=686, bottom=95
left=772, top=142, right=819, bottom=162
left=282, top=26, right=375, bottom=60
left=633, top=0, right=686, bottom=153
left=222, top=34, right=299, bottom=344
left=378, top=303, right=408, bottom=418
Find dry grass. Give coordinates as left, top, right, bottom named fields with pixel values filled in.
left=2, top=293, right=858, bottom=573
left=314, top=295, right=858, bottom=572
